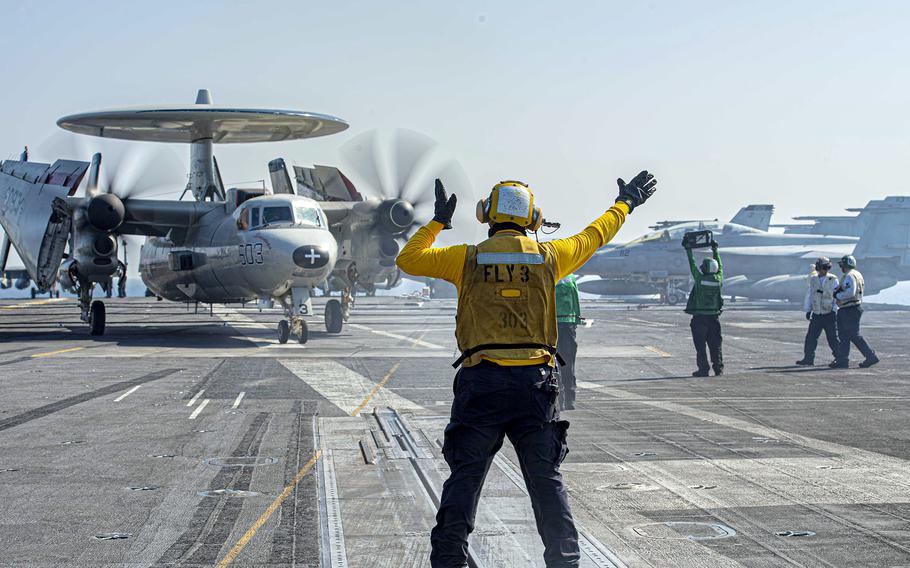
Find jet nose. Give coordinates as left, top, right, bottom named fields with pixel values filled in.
left=293, top=245, right=331, bottom=269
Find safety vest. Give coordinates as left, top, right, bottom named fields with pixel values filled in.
left=454, top=231, right=558, bottom=367
left=684, top=272, right=723, bottom=315
left=555, top=274, right=581, bottom=324
left=836, top=269, right=864, bottom=308
left=808, top=272, right=838, bottom=314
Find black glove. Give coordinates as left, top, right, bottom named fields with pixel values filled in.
left=432, top=179, right=457, bottom=229
left=711, top=241, right=719, bottom=252
left=616, top=170, right=657, bottom=212
left=806, top=312, right=812, bottom=321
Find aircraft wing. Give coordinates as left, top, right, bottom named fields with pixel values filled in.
left=721, top=244, right=854, bottom=258
left=58, top=197, right=225, bottom=237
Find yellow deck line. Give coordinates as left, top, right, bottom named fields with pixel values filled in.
left=644, top=345, right=671, bottom=357
left=214, top=451, right=322, bottom=568
left=0, top=298, right=69, bottom=310
left=216, top=361, right=401, bottom=566
left=30, top=347, right=84, bottom=358
left=350, top=362, right=401, bottom=417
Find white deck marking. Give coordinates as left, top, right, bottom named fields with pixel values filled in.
left=188, top=398, right=210, bottom=419
left=113, top=385, right=141, bottom=402
left=281, top=359, right=423, bottom=415
left=186, top=389, right=205, bottom=407
left=348, top=323, right=445, bottom=349
left=232, top=392, right=246, bottom=409
left=578, top=380, right=910, bottom=475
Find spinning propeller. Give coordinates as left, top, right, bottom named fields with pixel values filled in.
left=340, top=129, right=478, bottom=244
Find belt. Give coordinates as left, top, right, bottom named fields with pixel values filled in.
left=453, top=343, right=565, bottom=368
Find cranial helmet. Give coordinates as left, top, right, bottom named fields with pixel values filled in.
left=839, top=255, right=857, bottom=269
left=701, top=258, right=719, bottom=275
left=815, top=257, right=832, bottom=271
left=476, top=180, right=543, bottom=231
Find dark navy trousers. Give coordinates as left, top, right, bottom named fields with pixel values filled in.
left=836, top=305, right=875, bottom=363
left=430, top=361, right=579, bottom=568
left=804, top=312, right=839, bottom=363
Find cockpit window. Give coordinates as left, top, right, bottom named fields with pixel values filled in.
left=262, top=206, right=293, bottom=225
left=627, top=230, right=667, bottom=245
left=294, top=205, right=325, bottom=228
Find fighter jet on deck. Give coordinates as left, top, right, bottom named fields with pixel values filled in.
left=578, top=200, right=910, bottom=303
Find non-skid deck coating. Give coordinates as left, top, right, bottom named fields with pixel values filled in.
left=0, top=296, right=908, bottom=567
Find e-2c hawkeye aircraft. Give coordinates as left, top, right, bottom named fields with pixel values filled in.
left=0, top=90, right=427, bottom=343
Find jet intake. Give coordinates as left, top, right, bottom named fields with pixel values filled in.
left=376, top=199, right=414, bottom=235
left=86, top=193, right=126, bottom=233
left=93, top=234, right=116, bottom=257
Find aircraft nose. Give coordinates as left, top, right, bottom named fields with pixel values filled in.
left=293, top=245, right=331, bottom=269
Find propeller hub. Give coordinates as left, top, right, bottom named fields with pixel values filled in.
left=86, top=193, right=125, bottom=233
left=377, top=199, right=414, bottom=234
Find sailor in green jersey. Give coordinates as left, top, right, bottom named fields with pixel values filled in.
left=555, top=274, right=581, bottom=409
left=684, top=241, right=724, bottom=377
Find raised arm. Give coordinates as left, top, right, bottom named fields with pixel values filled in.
left=546, top=202, right=628, bottom=280
left=712, top=242, right=723, bottom=279
left=546, top=171, right=658, bottom=280
left=396, top=221, right=466, bottom=287
left=686, top=247, right=701, bottom=280
left=395, top=180, right=467, bottom=288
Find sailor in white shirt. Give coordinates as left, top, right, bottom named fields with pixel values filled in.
left=831, top=255, right=879, bottom=368
left=796, top=258, right=839, bottom=366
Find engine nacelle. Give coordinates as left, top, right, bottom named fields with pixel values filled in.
left=375, top=199, right=414, bottom=235
left=86, top=193, right=126, bottom=233
left=71, top=228, right=119, bottom=282
left=14, top=277, right=30, bottom=290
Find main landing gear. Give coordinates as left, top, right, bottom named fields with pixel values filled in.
left=89, top=300, right=106, bottom=336
left=276, top=288, right=345, bottom=344
left=76, top=280, right=106, bottom=336
left=325, top=299, right=343, bottom=334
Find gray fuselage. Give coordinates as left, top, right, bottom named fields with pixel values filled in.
left=140, top=194, right=337, bottom=303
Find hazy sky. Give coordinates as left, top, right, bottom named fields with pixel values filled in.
left=2, top=0, right=909, bottom=243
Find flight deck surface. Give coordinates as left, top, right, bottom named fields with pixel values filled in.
left=0, top=297, right=908, bottom=567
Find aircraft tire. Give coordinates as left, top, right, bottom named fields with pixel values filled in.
left=30, top=288, right=36, bottom=299
left=278, top=319, right=290, bottom=344
left=297, top=321, right=309, bottom=344
left=325, top=299, right=343, bottom=334
left=90, top=300, right=106, bottom=336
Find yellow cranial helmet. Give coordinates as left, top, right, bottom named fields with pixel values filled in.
left=475, top=180, right=543, bottom=231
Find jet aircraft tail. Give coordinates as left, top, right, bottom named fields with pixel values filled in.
left=730, top=204, right=774, bottom=231
left=0, top=157, right=88, bottom=291
left=851, top=196, right=910, bottom=273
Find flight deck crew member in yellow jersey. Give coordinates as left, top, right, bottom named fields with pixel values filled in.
left=397, top=172, right=657, bottom=568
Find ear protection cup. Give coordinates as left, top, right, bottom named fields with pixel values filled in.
left=527, top=206, right=543, bottom=231
left=475, top=198, right=491, bottom=223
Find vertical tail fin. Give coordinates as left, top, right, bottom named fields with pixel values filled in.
left=852, top=196, right=910, bottom=268
left=730, top=204, right=774, bottom=231
left=268, top=158, right=294, bottom=195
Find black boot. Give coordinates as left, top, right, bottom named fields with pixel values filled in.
left=858, top=354, right=880, bottom=368
left=829, top=360, right=849, bottom=369
left=796, top=358, right=814, bottom=366
left=692, top=369, right=709, bottom=377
